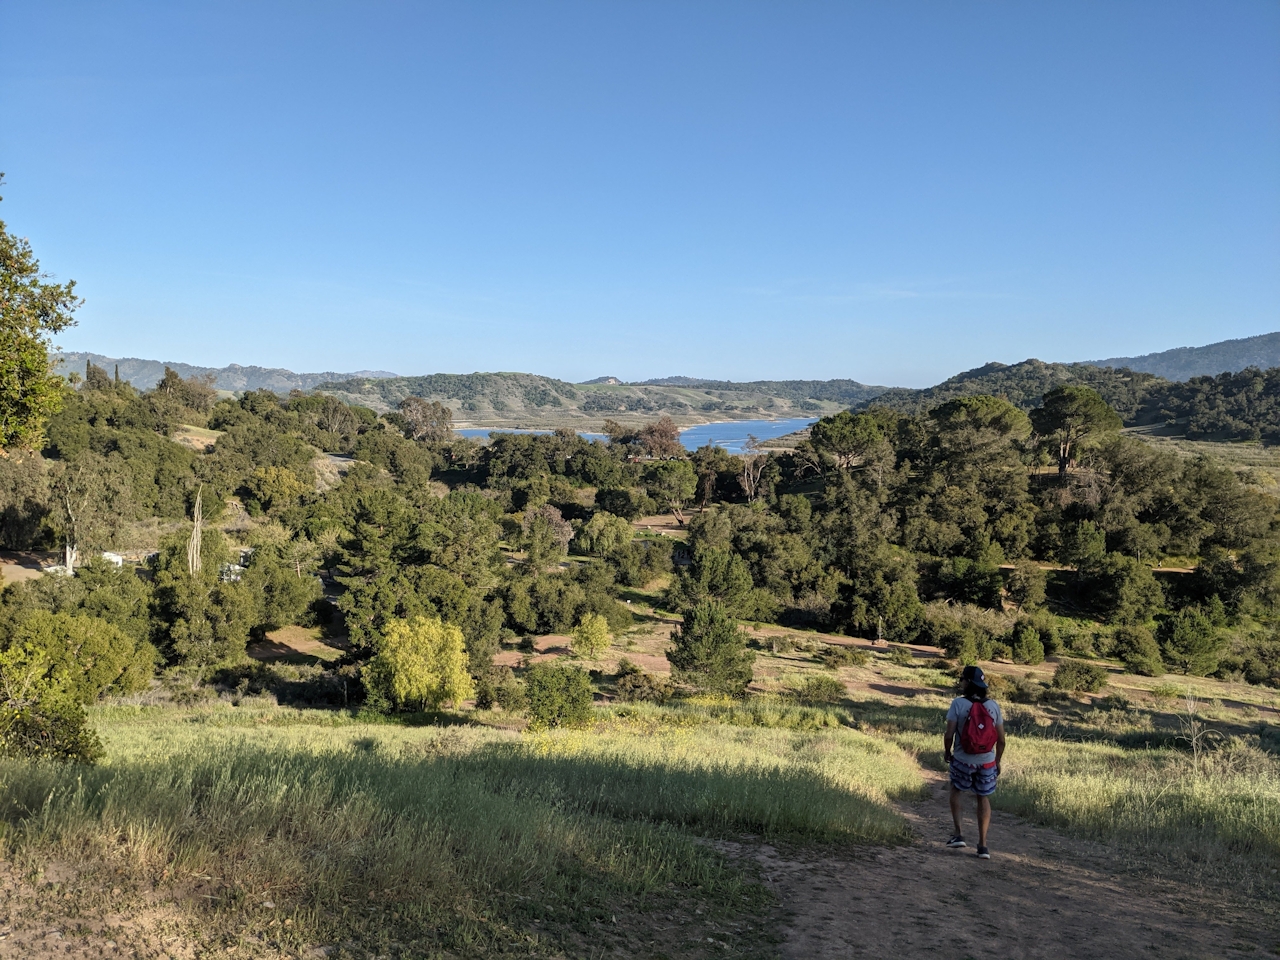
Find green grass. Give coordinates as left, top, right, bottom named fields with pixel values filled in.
left=996, top=737, right=1280, bottom=897
left=0, top=703, right=924, bottom=958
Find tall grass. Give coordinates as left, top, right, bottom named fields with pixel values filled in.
left=995, top=738, right=1280, bottom=897
left=0, top=704, right=924, bottom=956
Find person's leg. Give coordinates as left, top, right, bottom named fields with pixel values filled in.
left=950, top=784, right=964, bottom=836
left=976, top=794, right=991, bottom=848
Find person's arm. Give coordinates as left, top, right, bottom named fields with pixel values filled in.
left=995, top=724, right=1006, bottom=774
left=943, top=719, right=957, bottom=764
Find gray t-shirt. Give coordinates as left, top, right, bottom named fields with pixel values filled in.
left=946, top=696, right=1004, bottom=765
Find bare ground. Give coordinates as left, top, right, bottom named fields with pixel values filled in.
left=754, top=773, right=1280, bottom=960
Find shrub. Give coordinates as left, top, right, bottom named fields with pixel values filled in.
left=1010, top=625, right=1045, bottom=665
left=0, top=642, right=104, bottom=762
left=887, top=647, right=915, bottom=668
left=525, top=663, right=594, bottom=729
left=1157, top=607, right=1226, bottom=676
left=474, top=666, right=526, bottom=711
left=364, top=616, right=475, bottom=712
left=613, top=659, right=674, bottom=703
left=789, top=674, right=847, bottom=705
left=822, top=644, right=871, bottom=668
left=571, top=612, right=611, bottom=660
left=666, top=602, right=755, bottom=697
left=8, top=610, right=157, bottom=701
left=1112, top=625, right=1165, bottom=677
left=1051, top=659, right=1109, bottom=693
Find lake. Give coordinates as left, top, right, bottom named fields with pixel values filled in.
left=455, top=417, right=816, bottom=455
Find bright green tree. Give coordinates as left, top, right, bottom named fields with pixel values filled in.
left=365, top=615, right=474, bottom=711
left=7, top=610, right=156, bottom=702
left=0, top=176, right=83, bottom=451
left=666, top=601, right=755, bottom=697
left=571, top=611, right=611, bottom=659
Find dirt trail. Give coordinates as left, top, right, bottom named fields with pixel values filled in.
left=759, top=775, right=1277, bottom=960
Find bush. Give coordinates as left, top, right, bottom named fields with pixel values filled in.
left=1112, top=625, right=1165, bottom=677
left=666, top=602, right=755, bottom=697
left=1010, top=625, right=1045, bottom=665
left=571, top=612, right=611, bottom=660
left=789, top=674, right=847, bottom=705
left=613, top=659, right=674, bottom=704
left=526, top=663, right=594, bottom=729
left=822, top=644, right=871, bottom=668
left=1157, top=607, right=1226, bottom=676
left=474, top=666, right=526, bottom=711
left=886, top=647, right=915, bottom=668
left=0, top=644, right=103, bottom=762
left=1051, top=659, right=1109, bottom=693
left=7, top=610, right=157, bottom=701
left=364, top=616, right=475, bottom=712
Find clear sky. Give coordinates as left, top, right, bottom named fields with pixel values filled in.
left=2, top=2, right=1277, bottom=387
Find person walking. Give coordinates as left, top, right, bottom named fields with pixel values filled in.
left=943, top=665, right=1006, bottom=859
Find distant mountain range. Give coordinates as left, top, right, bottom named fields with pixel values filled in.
left=55, top=331, right=1279, bottom=428
left=53, top=352, right=398, bottom=393
left=1086, top=332, right=1280, bottom=381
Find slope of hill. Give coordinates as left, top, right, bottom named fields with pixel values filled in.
left=317, top=372, right=886, bottom=425
left=54, top=352, right=397, bottom=393
left=1087, top=332, right=1280, bottom=381
left=853, top=359, right=1168, bottom=422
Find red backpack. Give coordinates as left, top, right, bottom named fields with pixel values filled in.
left=959, top=697, right=999, bottom=755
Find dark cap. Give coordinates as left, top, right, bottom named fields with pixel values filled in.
left=961, top=665, right=988, bottom=690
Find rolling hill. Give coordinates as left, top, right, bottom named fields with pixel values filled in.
left=315, top=372, right=888, bottom=426
left=1086, top=332, right=1280, bottom=381
left=54, top=352, right=398, bottom=393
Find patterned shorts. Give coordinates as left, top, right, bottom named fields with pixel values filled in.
left=949, top=758, right=998, bottom=797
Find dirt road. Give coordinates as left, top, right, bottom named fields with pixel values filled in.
left=759, top=775, right=1277, bottom=960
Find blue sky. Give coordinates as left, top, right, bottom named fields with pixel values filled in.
left=2, top=1, right=1277, bottom=387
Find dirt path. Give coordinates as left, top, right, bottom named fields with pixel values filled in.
left=758, top=775, right=1277, bottom=960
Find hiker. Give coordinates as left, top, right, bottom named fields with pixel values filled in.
left=943, top=665, right=1006, bottom=859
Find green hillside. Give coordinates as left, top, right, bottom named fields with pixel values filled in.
left=854, top=359, right=1280, bottom=443
left=1089, top=331, right=1280, bottom=381
left=317, top=372, right=886, bottom=426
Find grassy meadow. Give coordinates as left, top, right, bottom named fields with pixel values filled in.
left=0, top=701, right=926, bottom=958
left=2, top=608, right=1279, bottom=956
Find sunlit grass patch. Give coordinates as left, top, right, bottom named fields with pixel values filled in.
left=996, top=737, right=1280, bottom=896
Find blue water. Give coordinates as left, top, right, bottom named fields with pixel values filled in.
left=678, top=417, right=816, bottom=454
left=456, top=417, right=816, bottom=455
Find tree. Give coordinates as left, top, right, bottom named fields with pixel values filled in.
left=574, top=510, right=634, bottom=557
left=638, top=416, right=684, bottom=459
left=48, top=452, right=132, bottom=573
left=738, top=437, right=769, bottom=503
left=1113, top=625, right=1164, bottom=676
left=666, top=601, right=755, bottom=697
left=1010, top=624, right=1045, bottom=665
left=809, top=411, right=892, bottom=476
left=646, top=459, right=697, bottom=524
left=7, top=610, right=156, bottom=702
left=525, top=663, right=594, bottom=729
left=1029, top=386, right=1122, bottom=478
left=571, top=612, right=611, bottom=659
left=1, top=176, right=83, bottom=450
left=1158, top=607, right=1225, bottom=676
left=398, top=397, right=453, bottom=441
left=0, top=642, right=102, bottom=762
left=1004, top=560, right=1046, bottom=611
left=364, top=615, right=474, bottom=711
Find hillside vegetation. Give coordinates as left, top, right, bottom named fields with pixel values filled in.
left=55, top=352, right=397, bottom=393
left=317, top=372, right=884, bottom=425
left=857, top=358, right=1280, bottom=443
left=1089, top=331, right=1280, bottom=381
